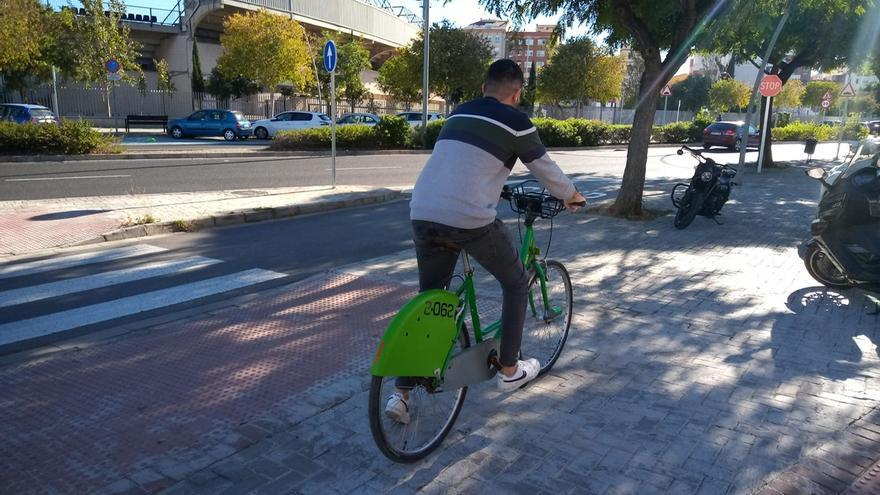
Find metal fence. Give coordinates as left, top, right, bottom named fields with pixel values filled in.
left=1, top=86, right=447, bottom=123
left=539, top=105, right=696, bottom=125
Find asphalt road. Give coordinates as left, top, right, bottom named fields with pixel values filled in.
left=0, top=142, right=841, bottom=201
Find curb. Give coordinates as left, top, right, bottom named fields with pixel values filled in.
left=72, top=188, right=406, bottom=247
left=2, top=140, right=831, bottom=163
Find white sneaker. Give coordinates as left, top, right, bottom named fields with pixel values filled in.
left=384, top=393, right=410, bottom=424
left=497, top=358, right=541, bottom=392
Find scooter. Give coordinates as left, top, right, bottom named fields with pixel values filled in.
left=798, top=137, right=880, bottom=294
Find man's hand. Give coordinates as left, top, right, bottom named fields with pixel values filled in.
left=565, top=191, right=587, bottom=212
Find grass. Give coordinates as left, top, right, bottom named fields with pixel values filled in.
left=121, top=213, right=158, bottom=227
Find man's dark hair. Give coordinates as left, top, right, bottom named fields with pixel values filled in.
left=484, top=59, right=524, bottom=94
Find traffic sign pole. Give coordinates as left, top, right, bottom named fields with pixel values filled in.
left=662, top=96, right=668, bottom=125
left=324, top=40, right=338, bottom=188
left=836, top=76, right=856, bottom=160
left=756, top=96, right=772, bottom=174
left=331, top=70, right=336, bottom=188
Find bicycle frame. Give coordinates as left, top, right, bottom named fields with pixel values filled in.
left=446, top=220, right=549, bottom=368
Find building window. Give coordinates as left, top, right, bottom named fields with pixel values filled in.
left=526, top=38, right=534, bottom=45
left=527, top=61, right=533, bottom=68
left=538, top=39, right=546, bottom=45
left=527, top=50, right=533, bottom=57
left=537, top=50, right=545, bottom=57
left=537, top=61, right=544, bottom=68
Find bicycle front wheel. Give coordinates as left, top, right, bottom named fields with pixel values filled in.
left=523, top=260, right=572, bottom=375
left=368, top=328, right=470, bottom=463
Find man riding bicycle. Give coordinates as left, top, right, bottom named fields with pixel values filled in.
left=386, top=59, right=585, bottom=423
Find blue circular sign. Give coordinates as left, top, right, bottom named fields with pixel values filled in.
left=105, top=59, right=120, bottom=74
left=323, top=40, right=337, bottom=73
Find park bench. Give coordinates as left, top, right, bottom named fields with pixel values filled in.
left=125, top=115, right=168, bottom=133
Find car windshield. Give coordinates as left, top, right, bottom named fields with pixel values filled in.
left=30, top=109, right=54, bottom=118
left=319, top=114, right=331, bottom=122
left=232, top=111, right=247, bottom=121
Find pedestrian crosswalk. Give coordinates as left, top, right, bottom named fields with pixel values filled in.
left=0, top=244, right=288, bottom=348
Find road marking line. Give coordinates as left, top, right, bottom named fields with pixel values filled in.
left=0, top=245, right=167, bottom=280
left=325, top=167, right=403, bottom=171
left=0, top=256, right=222, bottom=308
left=5, top=175, right=132, bottom=182
left=0, top=268, right=287, bottom=346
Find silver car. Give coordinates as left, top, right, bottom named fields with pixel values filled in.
left=337, top=113, right=382, bottom=126
left=397, top=111, right=443, bottom=127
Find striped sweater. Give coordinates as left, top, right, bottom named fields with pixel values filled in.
left=410, top=96, right=577, bottom=229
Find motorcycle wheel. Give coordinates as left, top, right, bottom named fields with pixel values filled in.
left=674, top=190, right=704, bottom=230
left=804, top=244, right=853, bottom=289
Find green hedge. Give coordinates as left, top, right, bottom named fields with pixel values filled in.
left=0, top=120, right=118, bottom=154
left=653, top=122, right=693, bottom=144
left=272, top=115, right=410, bottom=150
left=771, top=122, right=836, bottom=142
left=532, top=118, right=579, bottom=147
left=408, top=119, right=446, bottom=149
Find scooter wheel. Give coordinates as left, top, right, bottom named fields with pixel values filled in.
left=804, top=244, right=853, bottom=289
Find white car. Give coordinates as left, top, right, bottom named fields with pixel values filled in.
left=252, top=111, right=331, bottom=139
left=397, top=111, right=443, bottom=127
left=337, top=113, right=382, bottom=126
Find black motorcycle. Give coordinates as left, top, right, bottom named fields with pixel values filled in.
left=670, top=146, right=738, bottom=229
left=799, top=137, right=880, bottom=294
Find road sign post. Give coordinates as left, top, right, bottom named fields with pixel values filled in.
left=105, top=59, right=121, bottom=135
left=324, top=41, right=337, bottom=188
left=836, top=80, right=856, bottom=160
left=661, top=84, right=672, bottom=125
left=756, top=74, right=782, bottom=174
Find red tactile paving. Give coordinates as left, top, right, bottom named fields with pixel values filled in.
left=0, top=209, right=121, bottom=255
left=0, top=273, right=411, bottom=494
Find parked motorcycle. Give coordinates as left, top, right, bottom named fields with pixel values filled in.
left=798, top=137, right=880, bottom=293
left=670, top=146, right=738, bottom=229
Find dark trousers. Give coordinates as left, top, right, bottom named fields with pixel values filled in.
left=411, top=219, right=529, bottom=367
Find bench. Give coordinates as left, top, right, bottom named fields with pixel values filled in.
left=125, top=115, right=168, bottom=133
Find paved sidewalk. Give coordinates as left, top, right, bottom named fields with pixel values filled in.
left=2, top=163, right=880, bottom=494
left=0, top=186, right=402, bottom=256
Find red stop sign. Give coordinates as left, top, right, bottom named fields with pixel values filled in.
left=759, top=75, right=783, bottom=97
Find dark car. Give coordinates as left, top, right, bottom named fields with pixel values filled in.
left=0, top=104, right=59, bottom=125
left=702, top=121, right=760, bottom=151
left=167, top=109, right=252, bottom=141
left=864, top=120, right=880, bottom=135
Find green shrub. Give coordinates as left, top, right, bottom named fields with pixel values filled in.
left=409, top=119, right=446, bottom=149
left=691, top=109, right=714, bottom=142
left=373, top=115, right=409, bottom=148
left=273, top=118, right=413, bottom=150
left=774, top=112, right=792, bottom=127
left=0, top=120, right=117, bottom=155
left=607, top=125, right=632, bottom=144
left=842, top=119, right=870, bottom=141
left=567, top=119, right=610, bottom=146
left=653, top=122, right=692, bottom=143
left=771, top=122, right=835, bottom=142
left=532, top=118, right=579, bottom=147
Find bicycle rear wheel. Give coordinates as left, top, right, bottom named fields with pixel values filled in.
left=523, top=260, right=572, bottom=375
left=368, top=328, right=470, bottom=463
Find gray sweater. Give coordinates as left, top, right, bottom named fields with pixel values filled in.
left=410, top=97, right=577, bottom=229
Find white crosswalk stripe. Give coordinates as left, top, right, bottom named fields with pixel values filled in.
left=0, top=256, right=222, bottom=308
left=0, top=245, right=167, bottom=280
left=0, top=245, right=288, bottom=348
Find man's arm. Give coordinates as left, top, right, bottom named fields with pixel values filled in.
left=514, top=128, right=578, bottom=203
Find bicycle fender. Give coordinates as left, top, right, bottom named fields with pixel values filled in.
left=370, top=289, right=460, bottom=377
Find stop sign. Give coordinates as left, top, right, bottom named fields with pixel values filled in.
left=759, top=74, right=783, bottom=97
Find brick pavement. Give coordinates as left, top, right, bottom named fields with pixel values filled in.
left=3, top=164, right=880, bottom=494
left=0, top=186, right=397, bottom=256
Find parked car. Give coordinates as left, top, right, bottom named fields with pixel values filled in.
left=0, top=104, right=58, bottom=125
left=702, top=121, right=760, bottom=151
left=168, top=109, right=252, bottom=141
left=819, top=120, right=841, bottom=127
left=337, top=113, right=381, bottom=126
left=864, top=120, right=880, bottom=135
left=397, top=111, right=443, bottom=127
left=251, top=111, right=331, bottom=139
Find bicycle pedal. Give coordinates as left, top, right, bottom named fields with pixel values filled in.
left=488, top=354, right=503, bottom=371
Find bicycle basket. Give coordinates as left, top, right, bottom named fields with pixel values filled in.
left=507, top=181, right=565, bottom=219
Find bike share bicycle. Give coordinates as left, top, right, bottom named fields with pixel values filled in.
left=367, top=180, right=581, bottom=462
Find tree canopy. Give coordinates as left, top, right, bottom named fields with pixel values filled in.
left=311, top=33, right=372, bottom=111
left=709, top=79, right=751, bottom=112
left=803, top=80, right=841, bottom=109
left=538, top=37, right=623, bottom=109
left=376, top=51, right=421, bottom=108
left=668, top=75, right=712, bottom=112
left=774, top=78, right=805, bottom=109
left=217, top=11, right=310, bottom=95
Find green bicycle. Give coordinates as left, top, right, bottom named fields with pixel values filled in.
left=368, top=180, right=578, bottom=463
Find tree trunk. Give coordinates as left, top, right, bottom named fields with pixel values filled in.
left=759, top=95, right=775, bottom=168
left=611, top=63, right=662, bottom=217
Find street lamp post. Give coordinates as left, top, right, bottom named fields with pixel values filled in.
left=421, top=0, right=430, bottom=148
